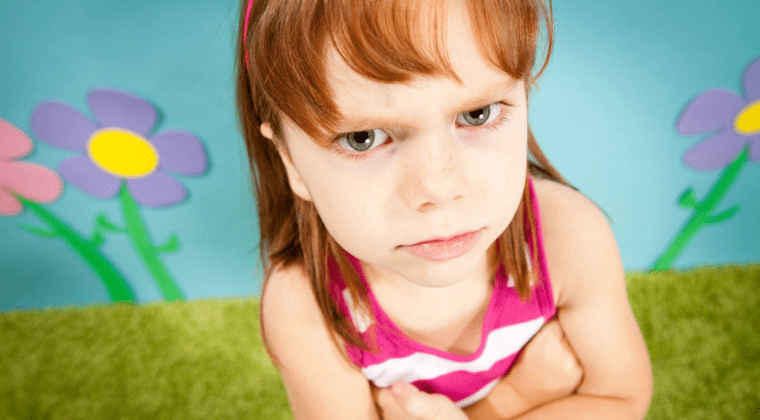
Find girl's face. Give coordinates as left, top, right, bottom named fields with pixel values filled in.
left=268, top=7, right=528, bottom=290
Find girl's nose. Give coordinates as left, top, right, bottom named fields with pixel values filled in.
left=400, top=130, right=466, bottom=211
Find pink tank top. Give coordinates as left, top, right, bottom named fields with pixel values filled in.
left=327, top=179, right=556, bottom=407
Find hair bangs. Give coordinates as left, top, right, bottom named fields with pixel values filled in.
left=327, top=0, right=457, bottom=84
left=247, top=0, right=552, bottom=145
left=468, top=0, right=553, bottom=84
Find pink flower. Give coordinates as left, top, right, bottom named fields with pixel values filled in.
left=0, top=118, right=63, bottom=216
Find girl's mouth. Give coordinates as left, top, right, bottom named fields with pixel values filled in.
left=402, top=229, right=482, bottom=261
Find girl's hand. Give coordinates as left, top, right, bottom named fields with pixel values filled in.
left=506, top=317, right=583, bottom=406
left=372, top=381, right=468, bottom=420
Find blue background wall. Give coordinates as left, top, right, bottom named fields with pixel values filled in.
left=1, top=1, right=758, bottom=312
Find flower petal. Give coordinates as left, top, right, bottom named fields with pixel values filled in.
left=742, top=56, right=760, bottom=100
left=683, top=130, right=747, bottom=171
left=150, top=130, right=207, bottom=176
left=127, top=171, right=186, bottom=207
left=676, top=89, right=745, bottom=135
left=0, top=186, right=23, bottom=216
left=59, top=155, right=121, bottom=199
left=31, top=102, right=96, bottom=152
left=0, top=161, right=63, bottom=204
left=87, top=89, right=157, bottom=136
left=0, top=118, right=33, bottom=160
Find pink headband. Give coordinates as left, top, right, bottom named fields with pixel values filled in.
left=243, top=0, right=254, bottom=69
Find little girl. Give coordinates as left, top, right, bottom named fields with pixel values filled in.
left=236, top=0, right=653, bottom=419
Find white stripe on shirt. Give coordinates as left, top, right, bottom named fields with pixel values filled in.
left=362, top=316, right=545, bottom=387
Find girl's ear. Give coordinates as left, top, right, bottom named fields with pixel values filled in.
left=260, top=122, right=313, bottom=202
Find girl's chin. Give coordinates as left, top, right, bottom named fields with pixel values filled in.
left=376, top=256, right=489, bottom=288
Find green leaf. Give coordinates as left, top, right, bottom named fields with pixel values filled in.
left=678, top=188, right=699, bottom=209
left=18, top=224, right=59, bottom=238
left=707, top=205, right=740, bottom=224
left=96, top=213, right=125, bottom=232
left=156, top=234, right=180, bottom=253
left=89, top=231, right=105, bottom=247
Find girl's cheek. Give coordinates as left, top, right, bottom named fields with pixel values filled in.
left=458, top=127, right=513, bottom=151
left=458, top=130, right=493, bottom=148
left=332, top=145, right=399, bottom=175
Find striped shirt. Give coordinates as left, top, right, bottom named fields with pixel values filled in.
left=328, top=179, right=556, bottom=408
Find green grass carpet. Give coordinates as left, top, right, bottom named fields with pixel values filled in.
left=1, top=265, right=758, bottom=419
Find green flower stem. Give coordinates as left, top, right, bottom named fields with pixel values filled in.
left=18, top=198, right=136, bottom=302
left=652, top=146, right=750, bottom=271
left=118, top=184, right=184, bottom=301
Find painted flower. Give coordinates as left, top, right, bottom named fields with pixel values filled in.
left=677, top=56, right=760, bottom=171
left=30, top=89, right=207, bottom=207
left=0, top=118, right=63, bottom=216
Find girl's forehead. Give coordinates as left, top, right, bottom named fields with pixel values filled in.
left=321, top=10, right=521, bottom=130
left=322, top=45, right=522, bottom=134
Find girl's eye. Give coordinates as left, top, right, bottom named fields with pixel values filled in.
left=337, top=129, right=389, bottom=153
left=456, top=103, right=501, bottom=127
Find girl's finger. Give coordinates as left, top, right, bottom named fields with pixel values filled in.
left=375, top=386, right=414, bottom=420
left=392, top=381, right=442, bottom=420
left=396, top=382, right=468, bottom=420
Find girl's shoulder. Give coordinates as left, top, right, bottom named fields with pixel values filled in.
left=259, top=262, right=324, bottom=366
left=531, top=177, right=619, bottom=308
left=261, top=263, right=319, bottom=334
left=260, top=263, right=380, bottom=418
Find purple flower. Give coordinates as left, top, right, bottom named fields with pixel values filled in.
left=677, top=57, right=760, bottom=171
left=31, top=89, right=207, bottom=207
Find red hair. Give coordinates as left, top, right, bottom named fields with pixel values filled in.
left=236, top=0, right=569, bottom=363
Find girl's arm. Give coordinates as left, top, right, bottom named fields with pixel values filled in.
left=511, top=179, right=653, bottom=420
left=463, top=318, right=583, bottom=419
left=261, top=264, right=381, bottom=420
left=373, top=318, right=584, bottom=420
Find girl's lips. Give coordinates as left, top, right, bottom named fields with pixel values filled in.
left=402, top=230, right=482, bottom=261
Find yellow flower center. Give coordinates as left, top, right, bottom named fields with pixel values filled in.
left=87, top=128, right=159, bottom=178
left=734, top=100, right=760, bottom=135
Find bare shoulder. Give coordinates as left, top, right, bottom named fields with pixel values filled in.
left=261, top=263, right=322, bottom=337
left=530, top=179, right=653, bottom=414
left=261, top=263, right=380, bottom=419
left=531, top=178, right=623, bottom=308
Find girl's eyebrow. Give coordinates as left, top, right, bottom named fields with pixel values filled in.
left=456, top=79, right=519, bottom=113
left=334, top=78, right=518, bottom=133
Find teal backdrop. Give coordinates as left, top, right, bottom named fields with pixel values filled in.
left=1, top=1, right=759, bottom=312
